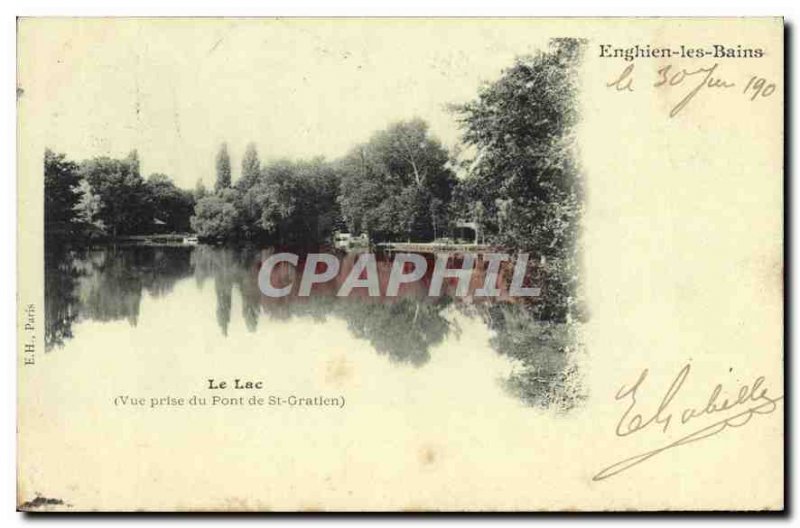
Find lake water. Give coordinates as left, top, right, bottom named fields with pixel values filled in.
left=44, top=244, right=582, bottom=410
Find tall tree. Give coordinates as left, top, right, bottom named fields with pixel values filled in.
left=126, top=149, right=141, bottom=178
left=453, top=38, right=585, bottom=322
left=194, top=179, right=209, bottom=201
left=239, top=142, right=261, bottom=189
left=215, top=143, right=232, bottom=192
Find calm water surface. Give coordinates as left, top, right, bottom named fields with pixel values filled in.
left=44, top=244, right=581, bottom=409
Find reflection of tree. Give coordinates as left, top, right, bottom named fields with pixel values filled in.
left=338, top=298, right=451, bottom=366
left=238, top=266, right=262, bottom=333
left=191, top=246, right=254, bottom=335
left=478, top=303, right=583, bottom=411
left=44, top=243, right=81, bottom=349
left=215, top=277, right=233, bottom=336
left=44, top=245, right=193, bottom=350
left=141, top=248, right=194, bottom=297
left=45, top=244, right=579, bottom=409
left=78, top=251, right=143, bottom=326
left=191, top=247, right=455, bottom=365
left=253, top=295, right=451, bottom=367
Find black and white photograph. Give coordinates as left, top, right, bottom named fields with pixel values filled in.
left=15, top=16, right=784, bottom=513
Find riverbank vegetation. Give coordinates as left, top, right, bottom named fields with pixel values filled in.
left=44, top=39, right=587, bottom=409
left=44, top=39, right=585, bottom=325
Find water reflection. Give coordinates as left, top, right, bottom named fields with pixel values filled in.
left=44, top=244, right=582, bottom=409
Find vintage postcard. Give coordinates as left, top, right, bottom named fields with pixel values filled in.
left=16, top=18, right=783, bottom=511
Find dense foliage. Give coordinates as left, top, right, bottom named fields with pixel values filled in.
left=190, top=156, right=342, bottom=245
left=45, top=148, right=195, bottom=239
left=337, top=118, right=456, bottom=242
left=452, top=38, right=586, bottom=323
left=44, top=150, right=81, bottom=238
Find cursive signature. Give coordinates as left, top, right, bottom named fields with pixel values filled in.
left=593, top=363, right=782, bottom=482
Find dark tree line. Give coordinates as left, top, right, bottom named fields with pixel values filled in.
left=45, top=148, right=196, bottom=240
left=190, top=118, right=456, bottom=245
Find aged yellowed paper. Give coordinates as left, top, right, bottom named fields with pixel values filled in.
left=17, top=18, right=783, bottom=511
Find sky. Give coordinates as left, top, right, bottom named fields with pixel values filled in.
left=19, top=18, right=553, bottom=189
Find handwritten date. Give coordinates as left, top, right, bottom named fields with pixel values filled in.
left=607, top=62, right=776, bottom=117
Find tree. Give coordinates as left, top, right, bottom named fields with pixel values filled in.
left=44, top=149, right=81, bottom=238
left=239, top=142, right=260, bottom=190
left=338, top=119, right=456, bottom=242
left=453, top=39, right=586, bottom=322
left=72, top=179, right=106, bottom=236
left=194, top=179, right=209, bottom=201
left=79, top=155, right=151, bottom=237
left=145, top=173, right=195, bottom=232
left=239, top=158, right=341, bottom=244
left=126, top=149, right=141, bottom=178
left=472, top=201, right=486, bottom=244
left=215, top=143, right=232, bottom=192
left=495, top=198, right=513, bottom=235
left=190, top=191, right=240, bottom=240
left=429, top=197, right=444, bottom=240
left=48, top=150, right=198, bottom=238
